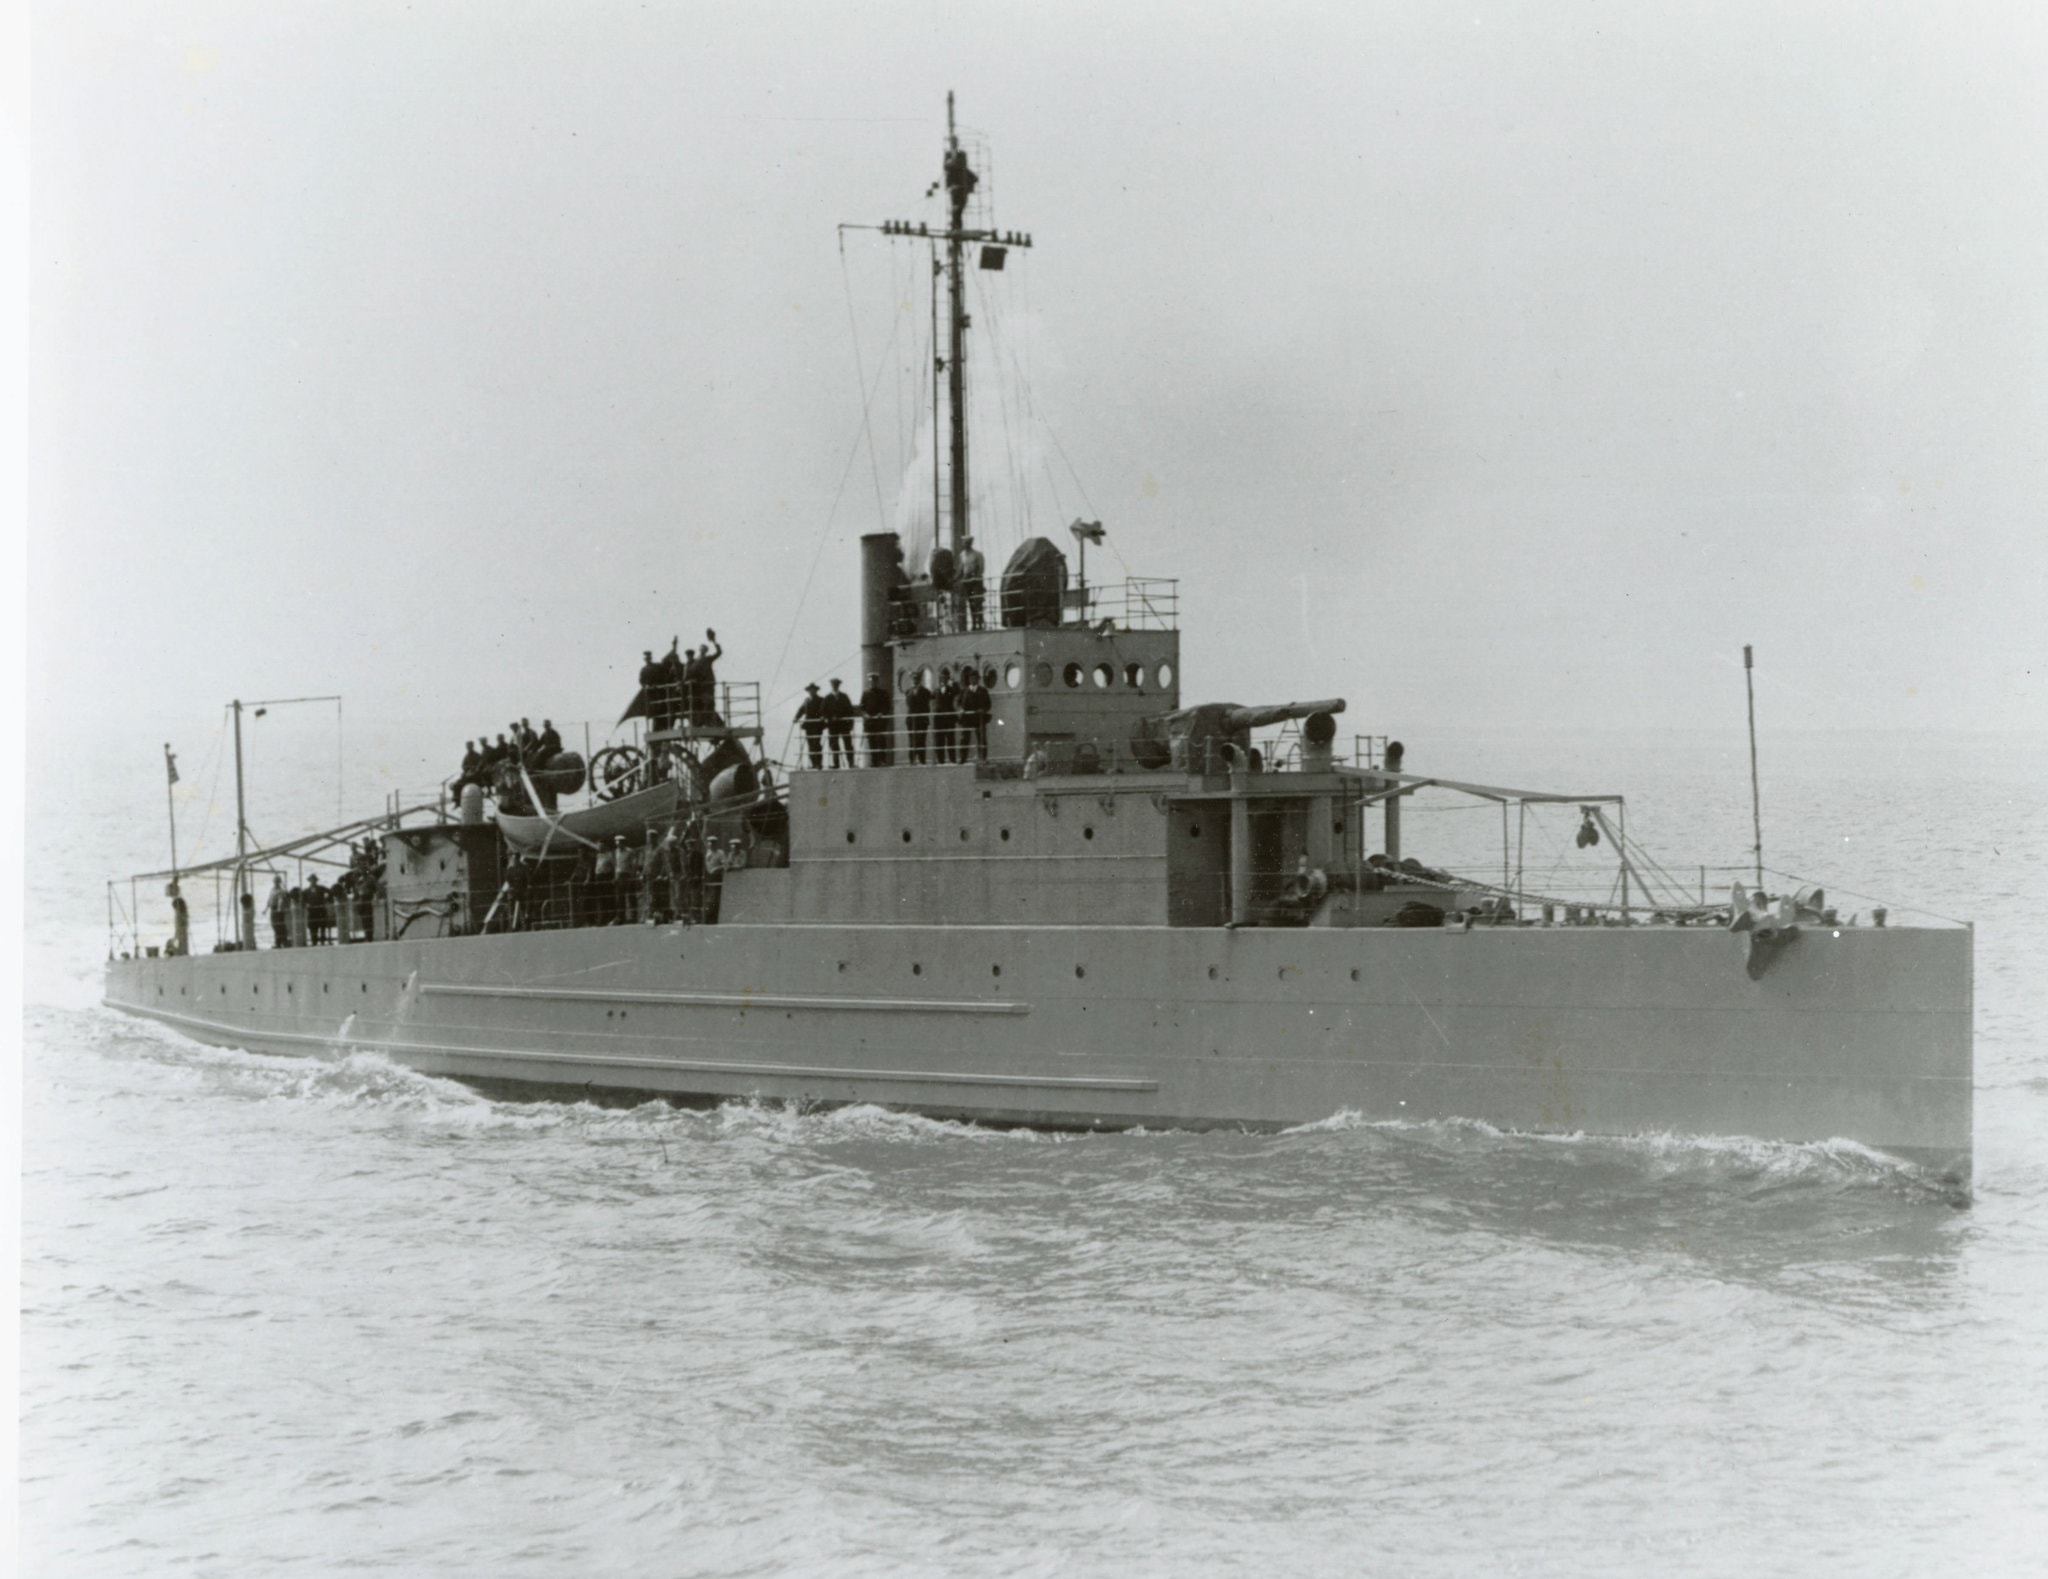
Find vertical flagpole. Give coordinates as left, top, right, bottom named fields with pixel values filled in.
left=1744, top=645, right=1763, bottom=889
left=164, top=743, right=180, bottom=885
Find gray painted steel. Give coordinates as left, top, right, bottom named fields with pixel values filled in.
left=105, top=917, right=1973, bottom=1178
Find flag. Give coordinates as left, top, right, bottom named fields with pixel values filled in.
left=164, top=743, right=179, bottom=786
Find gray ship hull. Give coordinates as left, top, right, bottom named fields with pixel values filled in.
left=104, top=918, right=1972, bottom=1178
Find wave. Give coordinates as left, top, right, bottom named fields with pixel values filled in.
left=1279, top=1108, right=1959, bottom=1198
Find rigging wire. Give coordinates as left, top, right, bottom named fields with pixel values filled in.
left=189, top=709, right=229, bottom=860
left=764, top=353, right=901, bottom=710
left=838, top=233, right=892, bottom=530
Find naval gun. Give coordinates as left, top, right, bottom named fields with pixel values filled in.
left=1127, top=697, right=1346, bottom=771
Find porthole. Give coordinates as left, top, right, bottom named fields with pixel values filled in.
left=220, top=984, right=226, bottom=994
left=1034, top=662, right=1055, bottom=688
left=846, top=830, right=856, bottom=844
left=1125, top=662, right=1145, bottom=690
left=959, top=828, right=970, bottom=841
left=1350, top=968, right=1361, bottom=982
left=1188, top=824, right=1202, bottom=838
left=1075, top=965, right=1087, bottom=979
left=991, top=964, right=1002, bottom=977
left=837, top=960, right=848, bottom=972
left=1083, top=827, right=1095, bottom=841
left=1207, top=966, right=1218, bottom=980
left=1158, top=662, right=1175, bottom=689
left=999, top=828, right=1010, bottom=841
left=982, top=664, right=999, bottom=688
left=1092, top=662, right=1113, bottom=689
left=921, top=666, right=937, bottom=689
left=323, top=984, right=329, bottom=993
left=252, top=983, right=259, bottom=993
left=899, top=670, right=916, bottom=695
left=1005, top=662, right=1024, bottom=689
left=361, top=983, right=368, bottom=993
left=901, top=829, right=913, bottom=843
left=912, top=962, right=923, bottom=976
left=1062, top=662, right=1083, bottom=689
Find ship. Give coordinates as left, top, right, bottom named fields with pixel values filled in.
left=103, top=97, right=1973, bottom=1180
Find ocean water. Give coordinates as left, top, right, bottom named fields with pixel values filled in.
left=22, top=727, right=2048, bottom=1576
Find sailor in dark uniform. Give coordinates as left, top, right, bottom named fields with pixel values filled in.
left=689, top=630, right=724, bottom=726
left=538, top=719, right=563, bottom=758
left=860, top=673, right=893, bottom=766
left=959, top=668, right=992, bottom=761
left=823, top=678, right=856, bottom=768
left=660, top=639, right=684, bottom=729
left=639, top=649, right=666, bottom=731
left=905, top=674, right=932, bottom=764
left=932, top=668, right=961, bottom=764
left=795, top=682, right=828, bottom=769
left=305, top=875, right=330, bottom=945
left=456, top=740, right=482, bottom=789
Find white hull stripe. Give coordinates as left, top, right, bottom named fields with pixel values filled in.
left=106, top=1000, right=1154, bottom=1093
left=388, top=1040, right=1159, bottom=1092
left=420, top=983, right=1030, bottom=1016
left=108, top=1002, right=349, bottom=1048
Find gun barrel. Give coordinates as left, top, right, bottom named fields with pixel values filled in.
left=1219, top=698, right=1347, bottom=732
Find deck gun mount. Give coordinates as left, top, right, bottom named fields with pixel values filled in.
left=1128, top=698, right=1346, bottom=772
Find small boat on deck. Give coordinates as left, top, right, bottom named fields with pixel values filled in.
left=495, top=781, right=682, bottom=855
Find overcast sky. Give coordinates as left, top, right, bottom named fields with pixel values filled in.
left=30, top=0, right=2048, bottom=783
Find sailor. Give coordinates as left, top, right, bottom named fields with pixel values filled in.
left=689, top=629, right=724, bottom=726
left=638, top=649, right=667, bottom=731
left=538, top=719, right=563, bottom=758
left=932, top=667, right=961, bottom=764
left=860, top=673, right=894, bottom=766
left=885, top=540, right=913, bottom=636
left=268, top=875, right=289, bottom=949
left=659, top=638, right=685, bottom=730
left=502, top=855, right=534, bottom=931
left=958, top=667, right=992, bottom=761
left=645, top=827, right=676, bottom=924
left=456, top=740, right=482, bottom=789
left=613, top=836, right=640, bottom=925
left=305, top=874, right=330, bottom=945
left=794, top=682, right=829, bottom=769
left=167, top=883, right=189, bottom=957
left=591, top=839, right=617, bottom=926
left=905, top=673, right=932, bottom=764
left=823, top=678, right=857, bottom=768
left=958, top=536, right=987, bottom=631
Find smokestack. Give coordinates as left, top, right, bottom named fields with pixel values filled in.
left=860, top=533, right=901, bottom=701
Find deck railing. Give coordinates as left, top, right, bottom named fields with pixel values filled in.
left=892, top=576, right=1179, bottom=638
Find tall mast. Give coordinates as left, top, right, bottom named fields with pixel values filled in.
left=942, top=91, right=972, bottom=557
left=868, top=96, right=1032, bottom=568
left=232, top=699, right=247, bottom=877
